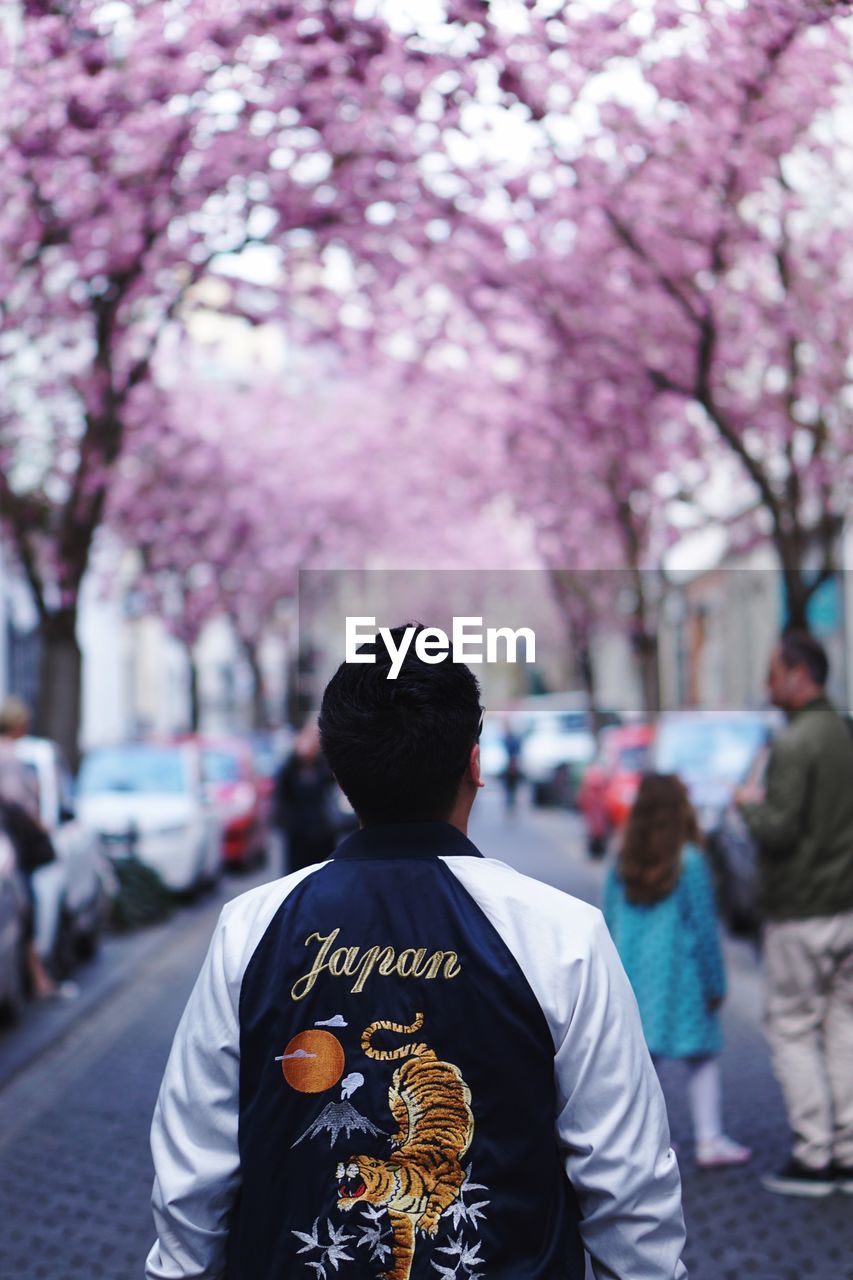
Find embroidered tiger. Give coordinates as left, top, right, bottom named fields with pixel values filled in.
left=336, top=1012, right=474, bottom=1280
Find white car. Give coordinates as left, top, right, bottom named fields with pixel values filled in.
left=76, top=743, right=222, bottom=895
left=16, top=736, right=113, bottom=978
left=520, top=710, right=599, bottom=806
left=0, top=830, right=27, bottom=1022
left=478, top=722, right=510, bottom=780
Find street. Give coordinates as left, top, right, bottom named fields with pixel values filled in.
left=3, top=8, right=852, bottom=1279
left=0, top=794, right=850, bottom=1280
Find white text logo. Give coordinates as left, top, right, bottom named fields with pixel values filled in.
left=345, top=616, right=536, bottom=679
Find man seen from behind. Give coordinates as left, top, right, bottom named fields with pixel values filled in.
left=147, top=625, right=687, bottom=1279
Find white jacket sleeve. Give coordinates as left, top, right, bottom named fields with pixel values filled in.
left=556, top=913, right=687, bottom=1280
left=145, top=907, right=241, bottom=1280
left=444, top=858, right=687, bottom=1280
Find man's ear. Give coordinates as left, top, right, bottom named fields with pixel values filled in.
left=469, top=741, right=485, bottom=789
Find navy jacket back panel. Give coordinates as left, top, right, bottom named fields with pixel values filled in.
left=228, top=849, right=584, bottom=1279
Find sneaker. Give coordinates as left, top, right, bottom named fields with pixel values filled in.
left=762, top=1158, right=835, bottom=1197
left=833, top=1164, right=853, bottom=1195
left=696, top=1135, right=752, bottom=1168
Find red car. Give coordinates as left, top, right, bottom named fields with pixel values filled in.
left=198, top=737, right=270, bottom=869
left=578, top=724, right=654, bottom=856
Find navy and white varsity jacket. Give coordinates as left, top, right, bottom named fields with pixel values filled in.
left=146, top=822, right=687, bottom=1280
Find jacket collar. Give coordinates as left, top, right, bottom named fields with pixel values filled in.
left=334, top=820, right=483, bottom=861
left=791, top=694, right=833, bottom=721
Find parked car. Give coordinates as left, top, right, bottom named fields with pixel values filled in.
left=247, top=728, right=293, bottom=799
left=705, top=745, right=772, bottom=936
left=0, top=830, right=27, bottom=1023
left=15, top=736, right=113, bottom=978
left=653, top=709, right=781, bottom=934
left=653, top=709, right=781, bottom=833
left=76, top=743, right=222, bottom=895
left=520, top=700, right=621, bottom=807
left=478, top=721, right=509, bottom=781
left=578, top=724, right=655, bottom=856
left=199, top=737, right=269, bottom=870
left=706, top=805, right=761, bottom=935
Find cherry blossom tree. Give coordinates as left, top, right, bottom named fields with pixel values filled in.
left=108, top=358, right=534, bottom=729
left=343, top=209, right=684, bottom=710
left=357, top=0, right=853, bottom=671
left=0, top=0, right=488, bottom=759
left=470, top=0, right=853, bottom=633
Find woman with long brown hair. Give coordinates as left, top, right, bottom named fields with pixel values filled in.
left=603, top=773, right=750, bottom=1168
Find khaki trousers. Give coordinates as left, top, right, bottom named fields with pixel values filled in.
left=764, top=910, right=853, bottom=1168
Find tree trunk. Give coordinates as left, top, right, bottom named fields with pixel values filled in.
left=242, top=637, right=270, bottom=732
left=633, top=630, right=661, bottom=719
left=187, top=648, right=201, bottom=733
left=626, top=565, right=661, bottom=719
left=35, top=609, right=83, bottom=770
left=576, top=631, right=597, bottom=708
left=781, top=563, right=811, bottom=633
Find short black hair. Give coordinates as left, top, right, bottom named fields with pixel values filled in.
left=779, top=629, right=829, bottom=687
left=318, top=622, right=482, bottom=824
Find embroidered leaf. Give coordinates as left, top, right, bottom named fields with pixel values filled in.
left=326, top=1221, right=355, bottom=1248
left=293, top=1217, right=322, bottom=1252
left=357, top=1225, right=391, bottom=1260
left=430, top=1265, right=459, bottom=1279
left=446, top=1200, right=467, bottom=1232
left=461, top=1241, right=483, bottom=1268
left=437, top=1233, right=466, bottom=1257
left=307, top=1264, right=326, bottom=1279
left=464, top=1200, right=489, bottom=1227
left=356, top=1203, right=393, bottom=1262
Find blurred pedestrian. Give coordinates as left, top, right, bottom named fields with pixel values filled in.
left=0, top=696, right=37, bottom=813
left=736, top=630, right=853, bottom=1197
left=0, top=696, right=72, bottom=1000
left=273, top=721, right=337, bottom=872
left=501, top=717, right=523, bottom=815
left=604, top=773, right=751, bottom=1169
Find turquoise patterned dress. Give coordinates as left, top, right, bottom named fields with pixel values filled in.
left=602, top=843, right=726, bottom=1059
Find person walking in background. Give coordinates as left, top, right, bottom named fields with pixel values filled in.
left=501, top=717, right=523, bottom=815
left=736, top=631, right=853, bottom=1197
left=0, top=696, right=37, bottom=814
left=0, top=696, right=72, bottom=1000
left=273, top=721, right=337, bottom=873
left=604, top=773, right=751, bottom=1169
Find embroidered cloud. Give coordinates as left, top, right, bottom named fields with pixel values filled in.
left=340, top=1072, right=364, bottom=1099
left=274, top=1048, right=317, bottom=1062
left=314, top=1014, right=348, bottom=1028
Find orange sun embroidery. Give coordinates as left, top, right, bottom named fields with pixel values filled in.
left=279, top=1029, right=345, bottom=1093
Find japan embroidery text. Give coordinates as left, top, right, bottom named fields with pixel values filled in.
left=291, top=929, right=462, bottom=1001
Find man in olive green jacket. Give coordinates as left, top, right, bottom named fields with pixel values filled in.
left=736, top=632, right=853, bottom=1198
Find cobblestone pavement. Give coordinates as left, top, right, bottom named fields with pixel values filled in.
left=0, top=794, right=850, bottom=1279
left=0, top=862, right=273, bottom=1280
